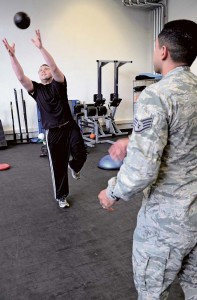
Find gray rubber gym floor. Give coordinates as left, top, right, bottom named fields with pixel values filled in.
left=0, top=141, right=184, bottom=300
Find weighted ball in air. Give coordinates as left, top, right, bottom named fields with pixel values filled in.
left=14, top=12, right=30, bottom=29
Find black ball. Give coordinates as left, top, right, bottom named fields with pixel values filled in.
left=14, top=12, right=30, bottom=29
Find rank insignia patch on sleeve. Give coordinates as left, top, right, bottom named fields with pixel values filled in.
left=133, top=117, right=153, bottom=133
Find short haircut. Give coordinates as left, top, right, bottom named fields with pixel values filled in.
left=38, top=64, right=50, bottom=72
left=158, top=19, right=197, bottom=66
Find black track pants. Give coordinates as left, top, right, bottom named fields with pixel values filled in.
left=46, top=120, right=87, bottom=199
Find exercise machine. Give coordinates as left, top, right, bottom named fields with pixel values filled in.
left=76, top=60, right=115, bottom=146
left=75, top=59, right=133, bottom=151
left=105, top=60, right=132, bottom=136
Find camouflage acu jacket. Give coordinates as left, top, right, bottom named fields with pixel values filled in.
left=106, top=66, right=197, bottom=231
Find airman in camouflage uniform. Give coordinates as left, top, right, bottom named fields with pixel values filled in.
left=98, top=19, right=197, bottom=300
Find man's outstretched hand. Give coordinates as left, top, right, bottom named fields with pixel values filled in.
left=2, top=38, right=15, bottom=57
left=31, top=29, right=43, bottom=49
left=109, top=137, right=129, bottom=161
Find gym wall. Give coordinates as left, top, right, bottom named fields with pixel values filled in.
left=0, top=0, right=153, bottom=136
left=0, top=0, right=196, bottom=138
left=168, top=0, right=197, bottom=74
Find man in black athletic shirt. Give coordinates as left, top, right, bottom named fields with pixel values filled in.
left=3, top=29, right=87, bottom=208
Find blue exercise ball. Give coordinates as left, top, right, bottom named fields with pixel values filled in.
left=98, top=154, right=123, bottom=170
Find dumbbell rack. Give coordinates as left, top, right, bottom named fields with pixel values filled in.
left=74, top=103, right=113, bottom=147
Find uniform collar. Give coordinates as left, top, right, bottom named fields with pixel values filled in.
left=164, top=66, right=190, bottom=78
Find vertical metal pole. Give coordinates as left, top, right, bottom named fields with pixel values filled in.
left=14, top=88, right=23, bottom=143
left=97, top=60, right=102, bottom=100
left=21, top=89, right=29, bottom=142
left=10, top=101, right=16, bottom=143
left=114, top=61, right=119, bottom=98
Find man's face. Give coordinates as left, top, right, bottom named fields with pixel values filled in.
left=153, top=38, right=162, bottom=74
left=38, top=65, right=52, bottom=82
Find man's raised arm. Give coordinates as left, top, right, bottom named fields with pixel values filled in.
left=31, top=29, right=64, bottom=83
left=3, top=38, right=33, bottom=92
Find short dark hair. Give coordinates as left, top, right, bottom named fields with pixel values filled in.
left=40, top=64, right=49, bottom=68
left=38, top=64, right=50, bottom=73
left=158, top=19, right=197, bottom=66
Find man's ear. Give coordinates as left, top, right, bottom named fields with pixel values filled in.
left=161, top=45, right=168, bottom=60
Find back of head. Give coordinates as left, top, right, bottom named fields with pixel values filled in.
left=158, top=19, right=197, bottom=66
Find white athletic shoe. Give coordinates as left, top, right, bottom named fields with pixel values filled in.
left=58, top=196, right=70, bottom=208
left=68, top=164, right=80, bottom=180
